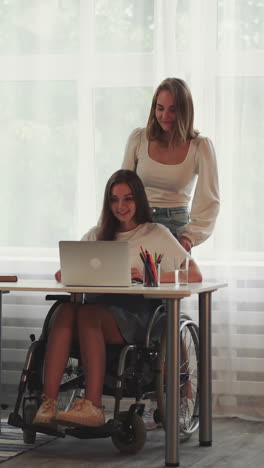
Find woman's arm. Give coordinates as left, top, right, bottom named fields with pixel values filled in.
left=160, top=259, right=202, bottom=283
left=145, top=224, right=202, bottom=283
left=177, top=137, right=220, bottom=247
left=121, top=128, right=142, bottom=171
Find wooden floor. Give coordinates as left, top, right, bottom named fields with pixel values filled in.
left=2, top=417, right=264, bottom=468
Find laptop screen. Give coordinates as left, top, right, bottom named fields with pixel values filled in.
left=59, top=240, right=131, bottom=287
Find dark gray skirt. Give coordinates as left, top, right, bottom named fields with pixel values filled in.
left=95, top=294, right=162, bottom=344
left=43, top=294, right=161, bottom=345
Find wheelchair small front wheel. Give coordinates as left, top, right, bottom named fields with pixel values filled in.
left=23, top=398, right=38, bottom=444
left=111, top=411, right=146, bottom=454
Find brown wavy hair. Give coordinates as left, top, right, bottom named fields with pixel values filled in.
left=146, top=77, right=199, bottom=146
left=97, top=170, right=152, bottom=240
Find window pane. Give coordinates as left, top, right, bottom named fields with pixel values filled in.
left=94, top=86, right=153, bottom=210
left=95, top=0, right=154, bottom=53
left=0, top=81, right=78, bottom=248
left=216, top=77, right=264, bottom=251
left=218, top=0, right=264, bottom=49
left=0, top=0, right=80, bottom=55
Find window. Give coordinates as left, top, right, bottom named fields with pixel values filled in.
left=0, top=0, right=263, bottom=259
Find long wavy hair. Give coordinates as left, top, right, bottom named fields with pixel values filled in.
left=146, top=77, right=199, bottom=146
left=97, top=169, right=152, bottom=240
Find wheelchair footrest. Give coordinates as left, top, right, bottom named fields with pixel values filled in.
left=65, top=419, right=120, bottom=439
left=7, top=412, right=65, bottom=438
left=28, top=424, right=66, bottom=438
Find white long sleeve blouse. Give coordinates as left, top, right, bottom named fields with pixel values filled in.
left=121, top=127, right=220, bottom=247
left=81, top=222, right=188, bottom=272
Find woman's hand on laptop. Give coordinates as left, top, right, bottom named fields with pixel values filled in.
left=131, top=268, right=143, bottom=283
left=54, top=269, right=62, bottom=282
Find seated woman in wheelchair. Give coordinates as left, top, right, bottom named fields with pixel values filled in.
left=33, top=169, right=202, bottom=428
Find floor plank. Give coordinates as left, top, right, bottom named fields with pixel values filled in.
left=2, top=418, right=264, bottom=468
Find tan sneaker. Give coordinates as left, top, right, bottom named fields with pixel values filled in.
left=55, top=399, right=105, bottom=427
left=33, top=395, right=57, bottom=425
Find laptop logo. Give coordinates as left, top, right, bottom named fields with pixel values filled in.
left=89, top=257, right=102, bottom=270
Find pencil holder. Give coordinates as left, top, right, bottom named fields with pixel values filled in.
left=143, top=263, right=160, bottom=287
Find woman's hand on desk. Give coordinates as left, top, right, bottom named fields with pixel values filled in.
left=54, top=270, right=62, bottom=282
left=131, top=267, right=143, bottom=283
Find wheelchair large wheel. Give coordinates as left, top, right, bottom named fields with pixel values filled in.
left=156, top=314, right=199, bottom=441
left=111, top=411, right=146, bottom=454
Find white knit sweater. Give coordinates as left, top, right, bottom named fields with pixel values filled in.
left=81, top=222, right=189, bottom=273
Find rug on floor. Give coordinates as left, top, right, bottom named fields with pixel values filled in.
left=0, top=420, right=56, bottom=463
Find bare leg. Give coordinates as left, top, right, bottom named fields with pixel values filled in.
left=77, top=304, right=124, bottom=407
left=43, top=303, right=78, bottom=399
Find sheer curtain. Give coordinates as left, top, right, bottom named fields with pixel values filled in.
left=1, top=0, right=264, bottom=418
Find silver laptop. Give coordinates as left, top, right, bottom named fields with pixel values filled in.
left=59, top=240, right=131, bottom=287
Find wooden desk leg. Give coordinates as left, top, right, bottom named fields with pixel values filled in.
left=199, top=291, right=212, bottom=446
left=165, top=298, right=181, bottom=467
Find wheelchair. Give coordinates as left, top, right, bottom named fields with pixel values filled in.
left=8, top=294, right=199, bottom=454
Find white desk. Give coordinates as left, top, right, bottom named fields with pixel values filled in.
left=0, top=280, right=227, bottom=467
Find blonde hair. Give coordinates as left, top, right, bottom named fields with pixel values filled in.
left=146, top=78, right=199, bottom=145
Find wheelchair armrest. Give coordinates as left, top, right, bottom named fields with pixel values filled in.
left=45, top=294, right=71, bottom=302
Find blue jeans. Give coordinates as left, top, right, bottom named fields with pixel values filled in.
left=151, top=206, right=189, bottom=239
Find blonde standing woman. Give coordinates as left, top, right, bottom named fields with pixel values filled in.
left=122, top=77, right=220, bottom=252
left=122, top=78, right=220, bottom=429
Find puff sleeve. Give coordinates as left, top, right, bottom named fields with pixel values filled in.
left=80, top=226, right=98, bottom=241
left=177, top=137, right=220, bottom=246
left=121, top=127, right=143, bottom=171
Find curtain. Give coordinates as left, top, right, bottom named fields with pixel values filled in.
left=1, top=0, right=264, bottom=419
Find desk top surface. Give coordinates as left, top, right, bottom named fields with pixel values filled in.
left=0, top=279, right=227, bottom=299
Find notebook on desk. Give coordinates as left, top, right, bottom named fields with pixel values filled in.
left=59, top=240, right=131, bottom=287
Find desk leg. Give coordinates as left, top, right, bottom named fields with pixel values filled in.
left=0, top=292, right=2, bottom=433
left=199, top=291, right=212, bottom=446
left=165, top=298, right=180, bottom=467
